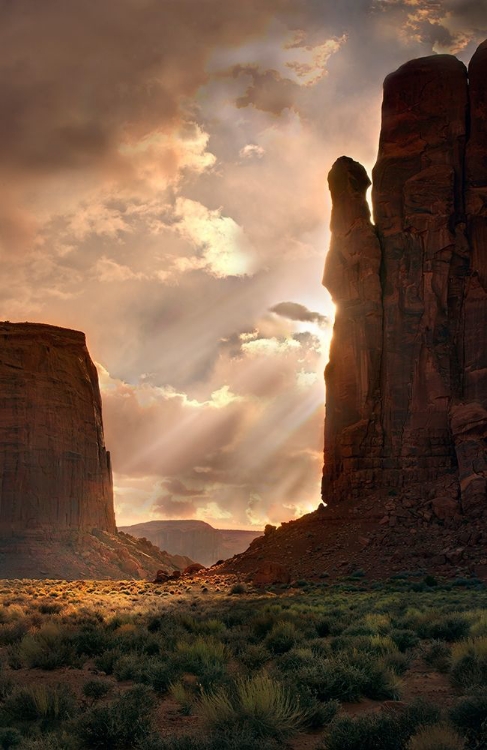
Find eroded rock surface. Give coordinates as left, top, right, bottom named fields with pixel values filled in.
left=0, top=322, right=115, bottom=533
left=323, top=43, right=487, bottom=520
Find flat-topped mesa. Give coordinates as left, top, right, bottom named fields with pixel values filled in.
left=0, top=322, right=116, bottom=533
left=323, top=42, right=487, bottom=519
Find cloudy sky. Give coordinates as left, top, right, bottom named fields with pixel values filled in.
left=1, top=0, right=486, bottom=529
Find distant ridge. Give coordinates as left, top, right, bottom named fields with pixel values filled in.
left=119, top=519, right=262, bottom=566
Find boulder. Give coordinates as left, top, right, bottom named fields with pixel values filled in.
left=252, top=561, right=291, bottom=585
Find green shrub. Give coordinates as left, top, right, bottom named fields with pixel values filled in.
left=77, top=684, right=156, bottom=749
left=450, top=638, right=487, bottom=690
left=82, top=679, right=112, bottom=704
left=94, top=648, right=123, bottom=675
left=391, top=629, right=420, bottom=652
left=324, top=700, right=440, bottom=750
left=295, top=657, right=367, bottom=702
left=265, top=622, right=297, bottom=655
left=450, top=692, right=487, bottom=736
left=169, top=681, right=194, bottom=716
left=407, top=724, right=465, bottom=750
left=13, top=624, right=79, bottom=670
left=199, top=672, right=304, bottom=740
left=113, top=653, right=153, bottom=683
left=0, top=728, right=21, bottom=749
left=1, top=685, right=76, bottom=731
left=416, top=614, right=470, bottom=642
left=423, top=641, right=451, bottom=673
left=230, top=584, right=246, bottom=595
left=238, top=644, right=269, bottom=671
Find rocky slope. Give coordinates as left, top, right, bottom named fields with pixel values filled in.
left=224, top=42, right=487, bottom=582
left=119, top=519, right=262, bottom=566
left=0, top=529, right=193, bottom=581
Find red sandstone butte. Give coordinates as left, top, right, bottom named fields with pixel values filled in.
left=0, top=322, right=116, bottom=533
left=322, top=42, right=487, bottom=521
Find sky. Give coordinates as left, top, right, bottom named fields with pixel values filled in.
left=1, top=0, right=487, bottom=529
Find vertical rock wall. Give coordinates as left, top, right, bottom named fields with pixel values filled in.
left=323, top=42, right=487, bottom=519
left=0, top=322, right=116, bottom=533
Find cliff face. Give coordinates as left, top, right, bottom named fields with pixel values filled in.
left=323, top=42, right=487, bottom=521
left=0, top=322, right=115, bottom=533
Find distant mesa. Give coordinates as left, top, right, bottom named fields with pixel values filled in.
left=119, top=519, right=263, bottom=567
left=0, top=322, right=192, bottom=579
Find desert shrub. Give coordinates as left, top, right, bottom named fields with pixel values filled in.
left=416, top=613, right=470, bottom=642
left=276, top=647, right=315, bottom=673
left=0, top=622, right=29, bottom=647
left=12, top=623, right=79, bottom=670
left=94, top=647, right=123, bottom=675
left=294, top=656, right=367, bottom=702
left=169, top=681, right=194, bottom=715
left=0, top=728, right=21, bottom=749
left=18, top=730, right=78, bottom=750
left=37, top=601, right=63, bottom=615
left=264, top=621, right=297, bottom=654
left=391, top=629, right=420, bottom=652
left=384, top=651, right=410, bottom=676
left=450, top=638, right=487, bottom=690
left=407, top=724, right=465, bottom=750
left=113, top=653, right=154, bottom=683
left=173, top=637, right=230, bottom=690
left=423, top=640, right=451, bottom=673
left=82, top=679, right=112, bottom=704
left=149, top=662, right=179, bottom=695
left=147, top=731, right=278, bottom=750
left=238, top=644, right=269, bottom=671
left=304, top=697, right=339, bottom=729
left=230, top=584, right=246, bottom=595
left=324, top=700, right=440, bottom=750
left=71, top=625, right=110, bottom=657
left=325, top=712, right=402, bottom=750
left=469, top=612, right=487, bottom=638
left=199, top=672, right=304, bottom=740
left=0, top=675, right=13, bottom=701
left=250, top=613, right=277, bottom=640
left=1, top=685, right=76, bottom=731
left=450, top=692, right=487, bottom=737
left=77, top=684, right=156, bottom=749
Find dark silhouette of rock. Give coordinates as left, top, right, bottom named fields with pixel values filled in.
left=222, top=41, right=487, bottom=584
left=183, top=562, right=206, bottom=576
left=322, top=43, right=487, bottom=520
left=119, top=519, right=262, bottom=566
left=0, top=322, right=115, bottom=533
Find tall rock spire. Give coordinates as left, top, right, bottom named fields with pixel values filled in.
left=323, top=42, right=487, bottom=521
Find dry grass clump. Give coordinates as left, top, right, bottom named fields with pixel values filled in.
left=199, top=672, right=304, bottom=739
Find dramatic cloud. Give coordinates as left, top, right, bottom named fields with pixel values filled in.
left=2, top=0, right=486, bottom=528
left=270, top=301, right=328, bottom=326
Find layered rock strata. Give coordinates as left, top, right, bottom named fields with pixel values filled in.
left=323, top=42, right=487, bottom=520
left=0, top=322, right=115, bottom=533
